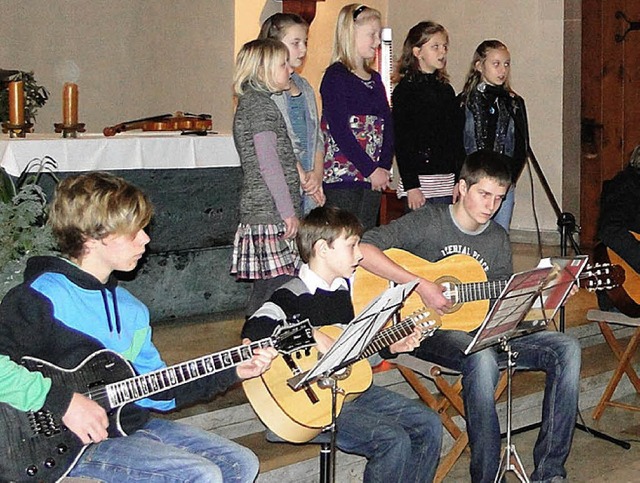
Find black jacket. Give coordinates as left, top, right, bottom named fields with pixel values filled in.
left=392, top=72, right=465, bottom=190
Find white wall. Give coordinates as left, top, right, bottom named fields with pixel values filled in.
left=1, top=0, right=570, bottom=237
left=1, top=0, right=236, bottom=134
left=387, top=0, right=566, bottom=236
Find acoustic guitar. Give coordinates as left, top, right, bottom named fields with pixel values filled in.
left=0, top=320, right=314, bottom=483
left=243, top=309, right=440, bottom=443
left=594, top=232, right=640, bottom=317
left=353, top=249, right=624, bottom=333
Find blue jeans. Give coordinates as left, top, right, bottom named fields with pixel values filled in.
left=336, top=384, right=443, bottom=482
left=492, top=185, right=515, bottom=232
left=69, top=418, right=259, bottom=482
left=413, top=329, right=581, bottom=483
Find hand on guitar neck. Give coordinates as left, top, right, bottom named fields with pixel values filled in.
left=313, top=324, right=423, bottom=357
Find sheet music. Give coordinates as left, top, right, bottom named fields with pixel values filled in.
left=291, top=279, right=418, bottom=390
left=464, top=255, right=587, bottom=354
left=525, top=255, right=589, bottom=322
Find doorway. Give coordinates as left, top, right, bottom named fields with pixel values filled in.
left=581, top=0, right=640, bottom=249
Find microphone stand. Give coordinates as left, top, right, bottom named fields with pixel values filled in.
left=511, top=142, right=630, bottom=449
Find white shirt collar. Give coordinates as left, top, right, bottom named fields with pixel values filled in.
left=299, top=264, right=349, bottom=295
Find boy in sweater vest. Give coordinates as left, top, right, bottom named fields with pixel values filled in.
left=242, top=205, right=442, bottom=482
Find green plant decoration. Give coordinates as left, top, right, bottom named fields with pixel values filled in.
left=0, top=156, right=59, bottom=300
left=0, top=70, right=49, bottom=124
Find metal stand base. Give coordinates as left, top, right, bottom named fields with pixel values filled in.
left=495, top=341, right=530, bottom=483
left=495, top=443, right=529, bottom=483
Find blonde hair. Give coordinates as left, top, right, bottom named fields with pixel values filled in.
left=331, top=4, right=382, bottom=73
left=396, top=21, right=449, bottom=83
left=259, top=13, right=308, bottom=41
left=233, top=38, right=289, bottom=96
left=48, top=172, right=153, bottom=259
left=461, top=39, right=512, bottom=102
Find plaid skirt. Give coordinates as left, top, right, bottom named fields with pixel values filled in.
left=230, top=223, right=301, bottom=280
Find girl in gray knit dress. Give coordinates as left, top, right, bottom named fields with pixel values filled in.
left=231, top=38, right=303, bottom=315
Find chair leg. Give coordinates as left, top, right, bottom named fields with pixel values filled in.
left=593, top=322, right=640, bottom=420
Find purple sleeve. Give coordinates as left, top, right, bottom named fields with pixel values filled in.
left=254, top=131, right=296, bottom=220
left=320, top=68, right=379, bottom=177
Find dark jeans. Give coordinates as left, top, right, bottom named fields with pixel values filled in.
left=337, top=384, right=443, bottom=482
left=325, top=187, right=382, bottom=231
left=413, top=329, right=581, bottom=483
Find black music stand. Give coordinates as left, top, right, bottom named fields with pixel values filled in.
left=464, top=262, right=571, bottom=483
left=289, top=279, right=419, bottom=482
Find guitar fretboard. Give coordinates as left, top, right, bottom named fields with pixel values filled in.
left=456, top=280, right=507, bottom=304
left=362, top=320, right=415, bottom=358
left=361, top=311, right=436, bottom=359
left=103, top=338, right=273, bottom=408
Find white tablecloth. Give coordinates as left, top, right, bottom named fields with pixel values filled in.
left=0, top=133, right=240, bottom=176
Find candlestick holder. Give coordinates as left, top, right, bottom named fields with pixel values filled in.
left=2, top=121, right=33, bottom=138
left=54, top=122, right=86, bottom=138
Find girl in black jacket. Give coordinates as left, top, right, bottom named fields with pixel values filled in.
left=460, top=39, right=530, bottom=233
left=392, top=21, right=465, bottom=210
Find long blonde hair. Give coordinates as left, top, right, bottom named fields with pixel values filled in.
left=233, top=38, right=289, bottom=96
left=331, top=4, right=381, bottom=73
left=461, top=39, right=512, bottom=102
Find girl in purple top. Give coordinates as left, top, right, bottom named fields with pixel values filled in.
left=320, top=4, right=394, bottom=230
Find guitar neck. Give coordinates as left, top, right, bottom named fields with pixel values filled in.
left=457, top=280, right=507, bottom=303
left=361, top=318, right=417, bottom=359
left=102, top=338, right=273, bottom=409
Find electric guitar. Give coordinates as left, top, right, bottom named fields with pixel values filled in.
left=243, top=309, right=440, bottom=443
left=353, top=249, right=624, bottom=332
left=594, top=231, right=640, bottom=317
left=0, top=320, right=314, bottom=483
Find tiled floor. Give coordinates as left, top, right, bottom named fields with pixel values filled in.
left=151, top=243, right=640, bottom=481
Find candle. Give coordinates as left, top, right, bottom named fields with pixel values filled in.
left=8, top=81, right=25, bottom=125
left=63, top=82, right=78, bottom=125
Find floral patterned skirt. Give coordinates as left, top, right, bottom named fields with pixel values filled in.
left=230, top=223, right=301, bottom=280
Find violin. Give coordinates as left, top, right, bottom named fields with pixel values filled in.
left=103, top=112, right=212, bottom=136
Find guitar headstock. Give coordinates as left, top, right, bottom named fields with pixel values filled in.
left=580, top=263, right=626, bottom=291
left=406, top=308, right=441, bottom=341
left=272, top=319, right=315, bottom=355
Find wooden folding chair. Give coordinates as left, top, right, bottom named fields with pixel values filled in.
left=587, top=309, right=640, bottom=419
left=393, top=354, right=508, bottom=483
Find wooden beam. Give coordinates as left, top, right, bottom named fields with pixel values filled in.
left=282, top=0, right=325, bottom=25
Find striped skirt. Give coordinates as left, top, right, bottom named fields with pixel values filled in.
left=230, top=223, right=301, bottom=280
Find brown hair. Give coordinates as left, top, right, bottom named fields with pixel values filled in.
left=396, top=21, right=450, bottom=83
left=459, top=150, right=512, bottom=188
left=296, top=206, right=363, bottom=263
left=48, top=171, right=153, bottom=259
left=259, top=13, right=308, bottom=41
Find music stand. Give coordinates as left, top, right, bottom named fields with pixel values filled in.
left=289, top=279, right=419, bottom=482
left=464, top=261, right=581, bottom=483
